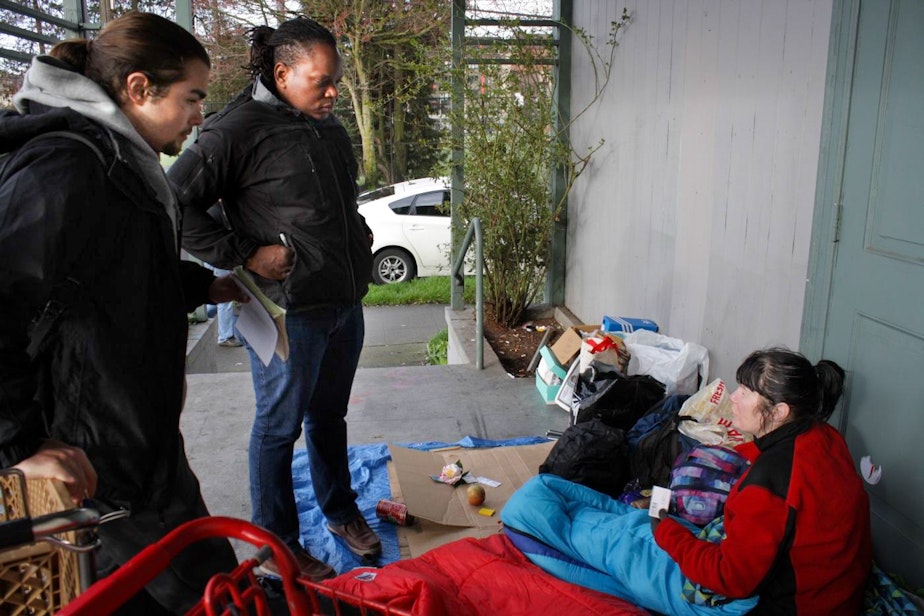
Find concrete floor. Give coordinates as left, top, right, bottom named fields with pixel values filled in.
left=181, top=304, right=571, bottom=559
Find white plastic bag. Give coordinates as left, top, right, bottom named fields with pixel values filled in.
left=676, top=378, right=751, bottom=446
left=623, top=330, right=709, bottom=395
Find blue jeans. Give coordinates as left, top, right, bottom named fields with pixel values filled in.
left=216, top=299, right=237, bottom=342
left=205, top=265, right=238, bottom=342
left=240, top=304, right=364, bottom=550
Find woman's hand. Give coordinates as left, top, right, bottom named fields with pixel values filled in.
left=650, top=508, right=667, bottom=533
left=13, top=440, right=97, bottom=505
left=246, top=245, right=295, bottom=281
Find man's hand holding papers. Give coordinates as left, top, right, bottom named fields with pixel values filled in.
left=231, top=266, right=289, bottom=366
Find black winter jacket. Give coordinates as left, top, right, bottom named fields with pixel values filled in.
left=168, top=80, right=373, bottom=309
left=0, top=107, right=215, bottom=510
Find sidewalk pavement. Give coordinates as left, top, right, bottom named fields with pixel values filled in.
left=181, top=304, right=571, bottom=558
left=187, top=305, right=452, bottom=374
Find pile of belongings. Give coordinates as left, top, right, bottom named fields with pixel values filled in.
left=543, top=369, right=751, bottom=523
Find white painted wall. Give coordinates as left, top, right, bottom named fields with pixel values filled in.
left=566, top=0, right=834, bottom=382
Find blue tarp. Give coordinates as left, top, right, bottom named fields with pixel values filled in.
left=292, top=435, right=551, bottom=574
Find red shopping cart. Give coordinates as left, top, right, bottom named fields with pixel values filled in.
left=60, top=516, right=414, bottom=615
left=0, top=471, right=412, bottom=616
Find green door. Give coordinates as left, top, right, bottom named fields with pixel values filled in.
left=820, top=0, right=924, bottom=587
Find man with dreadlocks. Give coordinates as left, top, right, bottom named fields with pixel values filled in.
left=168, top=16, right=378, bottom=580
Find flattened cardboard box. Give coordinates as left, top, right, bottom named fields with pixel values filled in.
left=389, top=442, right=554, bottom=556
left=550, top=324, right=600, bottom=366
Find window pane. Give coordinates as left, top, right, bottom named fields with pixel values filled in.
left=389, top=195, right=414, bottom=215
left=358, top=185, right=395, bottom=205
left=412, top=191, right=450, bottom=217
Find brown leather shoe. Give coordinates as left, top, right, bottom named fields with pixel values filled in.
left=257, top=546, right=336, bottom=582
left=327, top=516, right=382, bottom=557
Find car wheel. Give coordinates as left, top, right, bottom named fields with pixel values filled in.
left=372, top=248, right=417, bottom=284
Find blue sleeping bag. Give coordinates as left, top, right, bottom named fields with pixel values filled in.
left=501, top=474, right=757, bottom=616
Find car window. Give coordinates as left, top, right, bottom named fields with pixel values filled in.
left=389, top=195, right=414, bottom=215
left=358, top=185, right=395, bottom=205
left=411, top=191, right=450, bottom=217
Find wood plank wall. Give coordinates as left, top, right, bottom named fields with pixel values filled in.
left=565, top=0, right=834, bottom=381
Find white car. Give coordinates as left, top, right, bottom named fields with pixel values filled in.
left=358, top=177, right=453, bottom=284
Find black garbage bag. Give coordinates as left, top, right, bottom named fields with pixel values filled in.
left=573, top=369, right=666, bottom=431
left=539, top=418, right=629, bottom=498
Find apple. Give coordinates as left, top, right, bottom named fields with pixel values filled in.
left=467, top=483, right=486, bottom=506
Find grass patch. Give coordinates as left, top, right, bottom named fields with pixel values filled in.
left=426, top=328, right=449, bottom=365
left=363, top=276, right=476, bottom=306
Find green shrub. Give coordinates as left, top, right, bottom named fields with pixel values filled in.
left=426, top=328, right=449, bottom=365
left=440, top=13, right=629, bottom=326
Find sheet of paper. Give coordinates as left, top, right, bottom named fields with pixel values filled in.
left=231, top=276, right=278, bottom=367
left=649, top=485, right=671, bottom=518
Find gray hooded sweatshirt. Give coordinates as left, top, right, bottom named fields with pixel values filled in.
left=13, top=55, right=179, bottom=235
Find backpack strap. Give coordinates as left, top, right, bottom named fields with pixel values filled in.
left=1, top=129, right=108, bottom=180
left=30, top=130, right=107, bottom=167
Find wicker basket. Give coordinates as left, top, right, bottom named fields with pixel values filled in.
left=0, top=472, right=81, bottom=616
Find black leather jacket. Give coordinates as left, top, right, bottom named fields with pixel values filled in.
left=0, top=107, right=214, bottom=510
left=169, top=80, right=373, bottom=309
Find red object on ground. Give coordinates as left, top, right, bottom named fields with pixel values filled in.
left=317, top=533, right=648, bottom=615
left=376, top=498, right=415, bottom=526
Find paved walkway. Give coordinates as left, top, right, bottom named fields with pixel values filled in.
left=187, top=304, right=449, bottom=374
left=182, top=304, right=571, bottom=560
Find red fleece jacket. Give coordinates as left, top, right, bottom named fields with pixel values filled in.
left=655, top=422, right=872, bottom=615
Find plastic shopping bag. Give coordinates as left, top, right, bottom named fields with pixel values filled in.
left=623, top=330, right=709, bottom=395
left=676, top=379, right=751, bottom=446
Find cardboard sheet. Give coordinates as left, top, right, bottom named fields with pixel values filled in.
left=389, top=442, right=554, bottom=556
left=550, top=324, right=600, bottom=366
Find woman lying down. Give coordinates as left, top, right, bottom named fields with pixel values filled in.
left=502, top=348, right=872, bottom=615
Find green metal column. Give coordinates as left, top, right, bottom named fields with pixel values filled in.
left=60, top=0, right=85, bottom=37
left=450, top=0, right=466, bottom=310
left=175, top=0, right=193, bottom=31
left=547, top=0, right=572, bottom=306
left=174, top=0, right=210, bottom=324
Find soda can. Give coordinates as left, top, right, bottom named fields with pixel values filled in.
left=376, top=499, right=414, bottom=526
